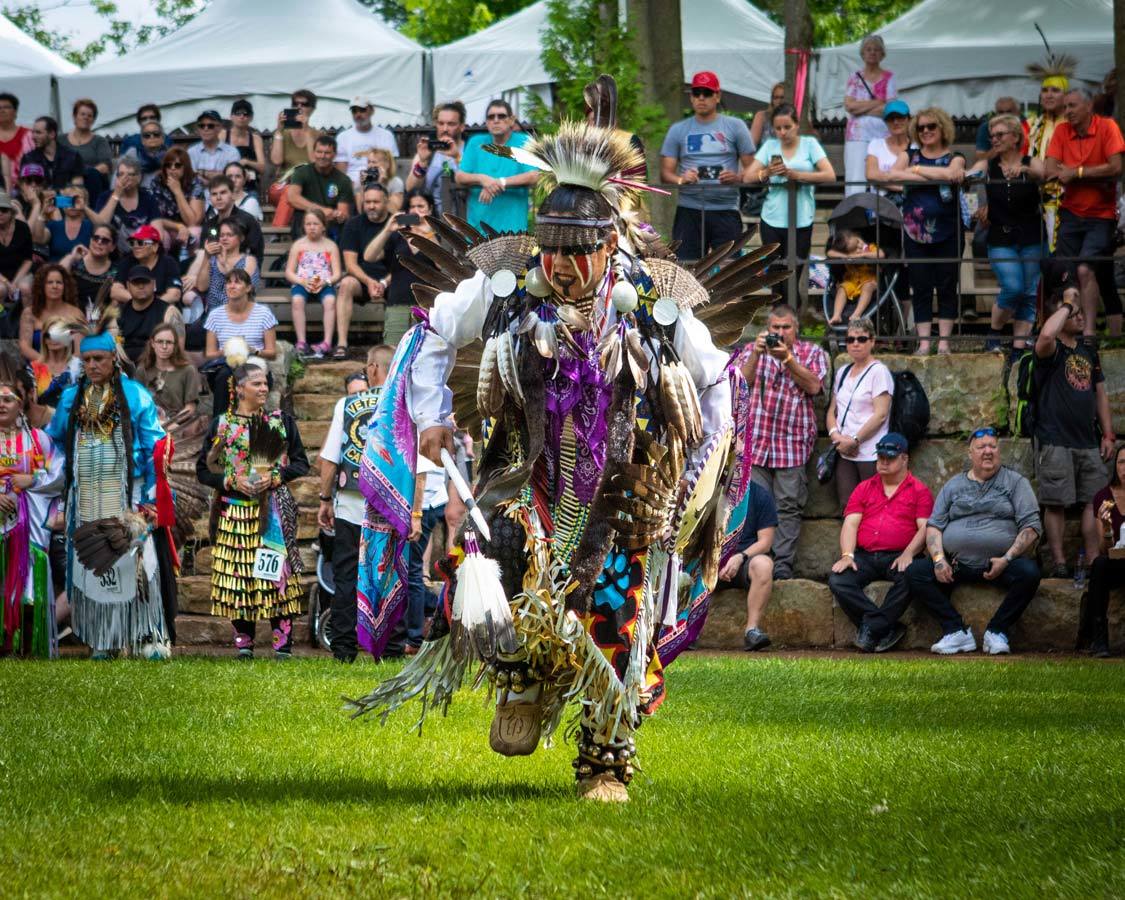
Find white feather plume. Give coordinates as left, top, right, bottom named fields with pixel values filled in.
left=450, top=536, right=517, bottom=664
left=223, top=336, right=250, bottom=369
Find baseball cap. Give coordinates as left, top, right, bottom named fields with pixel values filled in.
left=18, top=162, right=45, bottom=180
left=126, top=264, right=156, bottom=282
left=350, top=95, right=374, bottom=110
left=883, top=99, right=910, bottom=119
left=196, top=109, right=222, bottom=123
left=875, top=433, right=909, bottom=457
left=0, top=192, right=14, bottom=210
left=690, top=71, right=721, bottom=92
left=129, top=224, right=161, bottom=243
left=230, top=99, right=253, bottom=116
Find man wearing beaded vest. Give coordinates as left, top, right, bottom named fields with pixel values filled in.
left=347, top=78, right=780, bottom=802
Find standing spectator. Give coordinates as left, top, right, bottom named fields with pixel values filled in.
left=865, top=100, right=911, bottom=206
left=116, top=265, right=181, bottom=363
left=119, top=120, right=168, bottom=189
left=907, top=428, right=1042, bottom=655
left=269, top=89, right=321, bottom=178
left=28, top=184, right=94, bottom=261
left=829, top=433, right=933, bottom=652
left=336, top=184, right=392, bottom=356
left=93, top=157, right=160, bottom=255
left=200, top=175, right=265, bottom=263
left=285, top=208, right=342, bottom=357
left=717, top=479, right=777, bottom=652
left=660, top=72, right=755, bottom=261
left=222, top=162, right=262, bottom=220
left=287, top=135, right=354, bottom=239
left=967, top=115, right=1046, bottom=353
left=1045, top=88, right=1125, bottom=336
left=202, top=268, right=278, bottom=416
left=402, top=452, right=450, bottom=654
left=842, top=34, right=897, bottom=196
left=0, top=93, right=33, bottom=184
left=18, top=264, right=84, bottom=363
left=58, top=98, right=112, bottom=197
left=456, top=99, right=537, bottom=234
left=187, top=110, right=241, bottom=182
left=22, top=117, right=84, bottom=191
left=110, top=224, right=182, bottom=306
left=363, top=147, right=405, bottom=213
left=1026, top=55, right=1072, bottom=252
left=316, top=344, right=393, bottom=663
left=750, top=82, right=786, bottom=148
left=973, top=97, right=1028, bottom=162
left=893, top=107, right=966, bottom=356
left=335, top=96, right=399, bottom=189
left=219, top=100, right=266, bottom=196
left=739, top=304, right=828, bottom=579
left=362, top=188, right=437, bottom=347
left=149, top=147, right=205, bottom=251
left=745, top=104, right=835, bottom=286
left=1033, top=287, right=1116, bottom=577
left=825, top=318, right=894, bottom=509
left=60, top=223, right=116, bottom=314
left=0, top=191, right=34, bottom=304
left=406, top=101, right=467, bottom=216
left=1085, top=443, right=1125, bottom=656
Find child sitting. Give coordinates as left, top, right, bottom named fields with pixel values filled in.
left=827, top=229, right=884, bottom=325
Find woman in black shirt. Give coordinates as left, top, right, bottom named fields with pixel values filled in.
left=362, top=188, right=435, bottom=346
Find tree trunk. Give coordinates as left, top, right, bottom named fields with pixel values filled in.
left=784, top=0, right=814, bottom=132
left=1116, top=0, right=1125, bottom=133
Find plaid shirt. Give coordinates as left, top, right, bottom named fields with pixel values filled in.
left=743, top=339, right=828, bottom=469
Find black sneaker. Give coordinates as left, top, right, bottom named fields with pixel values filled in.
left=1048, top=563, right=1069, bottom=579
left=853, top=624, right=876, bottom=653
left=743, top=627, right=771, bottom=651
left=874, top=623, right=907, bottom=653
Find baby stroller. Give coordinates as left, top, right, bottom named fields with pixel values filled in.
left=821, top=193, right=909, bottom=346
left=306, top=529, right=335, bottom=651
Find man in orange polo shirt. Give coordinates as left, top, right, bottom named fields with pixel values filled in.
left=1046, top=87, right=1125, bottom=335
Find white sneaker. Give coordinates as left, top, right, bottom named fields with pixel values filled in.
left=930, top=628, right=976, bottom=655
left=982, top=630, right=1010, bottom=655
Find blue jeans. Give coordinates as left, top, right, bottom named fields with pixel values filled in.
left=988, top=243, right=1042, bottom=322
left=406, top=504, right=445, bottom=646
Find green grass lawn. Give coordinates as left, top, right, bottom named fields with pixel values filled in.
left=3, top=654, right=1125, bottom=898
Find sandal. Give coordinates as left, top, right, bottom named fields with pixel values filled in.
left=311, top=341, right=331, bottom=359
left=332, top=345, right=348, bottom=360
left=295, top=341, right=310, bottom=356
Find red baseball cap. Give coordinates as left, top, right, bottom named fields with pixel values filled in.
left=130, top=224, right=161, bottom=243
left=691, top=71, right=721, bottom=92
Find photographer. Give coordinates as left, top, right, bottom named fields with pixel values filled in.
left=406, top=101, right=467, bottom=216
left=336, top=182, right=393, bottom=356
left=361, top=148, right=404, bottom=213
left=739, top=304, right=828, bottom=580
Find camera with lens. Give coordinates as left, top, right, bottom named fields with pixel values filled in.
left=362, top=166, right=381, bottom=188
left=765, top=332, right=782, bottom=349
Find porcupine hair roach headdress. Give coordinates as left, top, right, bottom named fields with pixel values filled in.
left=1027, top=24, right=1076, bottom=90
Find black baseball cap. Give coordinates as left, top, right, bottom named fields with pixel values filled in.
left=126, top=265, right=156, bottom=282
left=196, top=109, right=222, bottom=124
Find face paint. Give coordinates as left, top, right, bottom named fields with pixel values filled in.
left=542, top=247, right=606, bottom=301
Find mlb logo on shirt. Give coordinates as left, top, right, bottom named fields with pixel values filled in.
left=687, top=132, right=728, bottom=153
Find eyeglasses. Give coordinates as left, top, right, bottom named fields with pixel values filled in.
left=486, top=113, right=509, bottom=121
left=129, top=239, right=157, bottom=247
left=152, top=339, right=175, bottom=346
left=989, top=130, right=1012, bottom=140
left=198, top=122, right=218, bottom=129
left=90, top=234, right=113, bottom=245
left=844, top=335, right=871, bottom=344
left=691, top=88, right=716, bottom=98
left=970, top=427, right=998, bottom=441
left=142, top=131, right=162, bottom=138
left=917, top=122, right=940, bottom=133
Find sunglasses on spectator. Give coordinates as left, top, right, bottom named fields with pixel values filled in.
left=142, top=130, right=162, bottom=138
left=917, top=122, right=940, bottom=133
left=486, top=113, right=509, bottom=120
left=231, top=110, right=249, bottom=116
left=844, top=335, right=870, bottom=344
left=691, top=88, right=716, bottom=98
left=90, top=234, right=113, bottom=245
left=129, top=239, right=157, bottom=247
left=198, top=122, right=218, bottom=129
left=165, top=161, right=184, bottom=169
left=885, top=114, right=907, bottom=122
left=970, top=427, right=998, bottom=441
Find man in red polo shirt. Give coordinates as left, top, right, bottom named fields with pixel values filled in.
left=828, top=433, right=934, bottom=653
left=1045, top=87, right=1125, bottom=335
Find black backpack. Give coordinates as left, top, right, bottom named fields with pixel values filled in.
left=889, top=370, right=930, bottom=447
left=1012, top=349, right=1037, bottom=438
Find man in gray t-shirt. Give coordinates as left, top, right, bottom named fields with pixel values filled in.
left=906, top=428, right=1042, bottom=656
left=659, top=71, right=755, bottom=262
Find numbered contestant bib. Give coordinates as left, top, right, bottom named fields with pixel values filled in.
left=252, top=546, right=284, bottom=583
left=79, top=550, right=138, bottom=604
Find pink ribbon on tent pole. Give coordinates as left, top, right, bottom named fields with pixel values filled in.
left=786, top=48, right=812, bottom=118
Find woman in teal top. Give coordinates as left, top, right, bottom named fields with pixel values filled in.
left=745, top=104, right=836, bottom=289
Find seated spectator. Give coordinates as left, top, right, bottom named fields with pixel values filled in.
left=362, top=188, right=437, bottom=347
left=287, top=134, right=354, bottom=239
left=362, top=147, right=405, bottom=212
left=406, top=101, right=467, bottom=216
left=865, top=99, right=911, bottom=206
left=907, top=428, right=1042, bottom=655
left=1033, top=286, right=1116, bottom=577
left=717, top=478, right=777, bottom=652
left=456, top=99, right=537, bottom=235
left=200, top=175, right=264, bottom=262
left=19, top=263, right=85, bottom=363
left=827, top=229, right=883, bottom=324
left=117, top=264, right=182, bottom=362
left=28, top=184, right=93, bottom=261
left=135, top=322, right=202, bottom=420
left=203, top=267, right=278, bottom=414
left=187, top=110, right=241, bottom=182
left=118, top=104, right=172, bottom=159
left=967, top=114, right=1045, bottom=354
left=829, top=433, right=933, bottom=652
left=1084, top=443, right=1125, bottom=656
left=0, top=191, right=34, bottom=304
left=336, top=184, right=392, bottom=357
left=111, top=224, right=183, bottom=306
left=60, top=223, right=116, bottom=315
left=0, top=93, right=33, bottom=186
left=973, top=96, right=1029, bottom=161
left=149, top=147, right=205, bottom=250
left=219, top=100, right=265, bottom=196
left=222, top=162, right=262, bottom=220
left=285, top=208, right=342, bottom=357
left=119, top=119, right=168, bottom=189
left=825, top=318, right=894, bottom=509
left=1045, top=87, right=1125, bottom=336
left=30, top=313, right=82, bottom=415
left=335, top=96, right=399, bottom=190
left=182, top=218, right=260, bottom=350
left=58, top=98, right=112, bottom=198
left=22, top=117, right=83, bottom=191
left=94, top=157, right=160, bottom=254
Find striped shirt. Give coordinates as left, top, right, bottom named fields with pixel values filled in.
left=204, top=303, right=278, bottom=351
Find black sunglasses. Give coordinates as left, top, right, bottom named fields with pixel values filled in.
left=197, top=122, right=219, bottom=129
left=970, top=427, right=998, bottom=441
left=845, top=335, right=871, bottom=345
left=90, top=234, right=113, bottom=245
left=691, top=88, right=715, bottom=98
left=917, top=122, right=940, bottom=133
left=142, top=130, right=162, bottom=138
left=486, top=113, right=509, bottom=121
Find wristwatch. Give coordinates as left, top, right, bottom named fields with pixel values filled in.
left=319, top=494, right=332, bottom=502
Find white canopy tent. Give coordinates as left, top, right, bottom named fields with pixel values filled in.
left=57, top=0, right=427, bottom=134
left=814, top=0, right=1113, bottom=119
left=431, top=0, right=785, bottom=124
left=0, top=15, right=78, bottom=120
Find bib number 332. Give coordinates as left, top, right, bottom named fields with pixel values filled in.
left=252, top=547, right=284, bottom=583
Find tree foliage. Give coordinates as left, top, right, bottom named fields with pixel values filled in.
left=357, top=0, right=536, bottom=47
left=756, top=0, right=921, bottom=46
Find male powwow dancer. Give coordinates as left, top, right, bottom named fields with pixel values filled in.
left=347, top=78, right=783, bottom=801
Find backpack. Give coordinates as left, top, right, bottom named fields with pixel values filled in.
left=889, top=370, right=930, bottom=447
left=1012, top=349, right=1037, bottom=438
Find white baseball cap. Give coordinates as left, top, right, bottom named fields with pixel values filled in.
left=350, top=95, right=374, bottom=110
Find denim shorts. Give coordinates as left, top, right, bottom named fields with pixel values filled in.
left=291, top=284, right=336, bottom=303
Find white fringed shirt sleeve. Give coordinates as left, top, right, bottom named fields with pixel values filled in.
left=673, top=305, right=733, bottom=463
